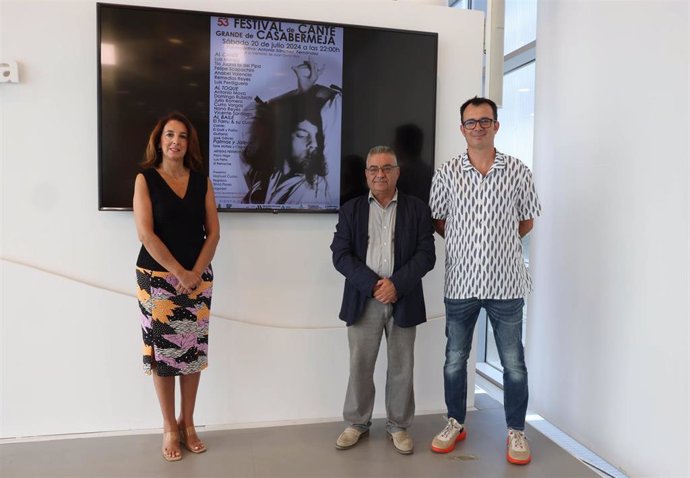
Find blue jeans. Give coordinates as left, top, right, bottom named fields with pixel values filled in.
left=443, top=297, right=528, bottom=430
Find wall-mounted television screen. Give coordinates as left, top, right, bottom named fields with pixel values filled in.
left=98, top=3, right=438, bottom=212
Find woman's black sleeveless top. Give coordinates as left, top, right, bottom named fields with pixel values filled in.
left=136, top=168, right=207, bottom=272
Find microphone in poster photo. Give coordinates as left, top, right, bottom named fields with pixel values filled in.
left=239, top=59, right=342, bottom=206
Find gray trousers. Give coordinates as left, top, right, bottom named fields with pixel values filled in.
left=343, top=299, right=416, bottom=433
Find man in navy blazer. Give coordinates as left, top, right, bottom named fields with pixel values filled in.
left=331, top=145, right=435, bottom=455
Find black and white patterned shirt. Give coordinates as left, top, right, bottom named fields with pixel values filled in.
left=429, top=151, right=542, bottom=299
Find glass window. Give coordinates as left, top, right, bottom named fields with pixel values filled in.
left=449, top=0, right=486, bottom=11
left=504, top=0, right=537, bottom=52
left=494, top=61, right=535, bottom=170
left=449, top=0, right=469, bottom=8
left=471, top=0, right=488, bottom=12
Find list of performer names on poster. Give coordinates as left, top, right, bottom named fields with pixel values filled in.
left=210, top=53, right=260, bottom=204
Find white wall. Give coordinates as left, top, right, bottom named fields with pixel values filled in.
left=530, top=1, right=689, bottom=477
left=0, top=0, right=484, bottom=438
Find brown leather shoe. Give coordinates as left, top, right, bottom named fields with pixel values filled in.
left=335, top=427, right=368, bottom=450
left=388, top=430, right=414, bottom=455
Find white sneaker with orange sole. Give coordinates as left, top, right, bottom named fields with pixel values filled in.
left=431, top=417, right=467, bottom=453
left=507, top=429, right=531, bottom=465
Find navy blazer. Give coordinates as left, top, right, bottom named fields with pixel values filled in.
left=331, top=192, right=436, bottom=327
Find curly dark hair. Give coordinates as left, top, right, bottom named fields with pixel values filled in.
left=242, top=92, right=327, bottom=192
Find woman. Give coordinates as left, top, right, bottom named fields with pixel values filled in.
left=133, top=112, right=220, bottom=462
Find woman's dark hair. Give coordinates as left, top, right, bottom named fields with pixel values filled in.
left=141, top=111, right=204, bottom=171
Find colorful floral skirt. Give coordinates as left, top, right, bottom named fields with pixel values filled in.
left=136, top=266, right=213, bottom=376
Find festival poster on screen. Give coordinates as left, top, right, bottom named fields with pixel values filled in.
left=210, top=16, right=344, bottom=210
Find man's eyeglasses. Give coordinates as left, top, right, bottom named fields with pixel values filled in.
left=366, top=165, right=399, bottom=174
left=462, top=118, right=496, bottom=130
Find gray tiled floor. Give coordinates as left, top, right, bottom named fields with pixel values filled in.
left=1, top=396, right=597, bottom=478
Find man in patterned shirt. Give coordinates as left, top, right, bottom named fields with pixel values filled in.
left=428, top=97, right=541, bottom=465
